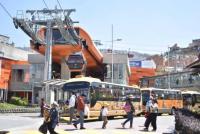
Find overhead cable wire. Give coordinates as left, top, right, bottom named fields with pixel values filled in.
left=0, top=2, right=13, bottom=19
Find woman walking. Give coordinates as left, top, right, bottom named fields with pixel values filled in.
left=39, top=104, right=51, bottom=134
left=121, top=96, right=135, bottom=128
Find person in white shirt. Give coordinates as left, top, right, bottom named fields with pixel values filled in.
left=101, top=103, right=109, bottom=129
left=69, top=92, right=77, bottom=124
left=144, top=99, right=158, bottom=131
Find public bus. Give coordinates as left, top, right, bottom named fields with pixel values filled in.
left=140, top=88, right=183, bottom=115
left=62, top=77, right=141, bottom=118
left=181, top=90, right=200, bottom=111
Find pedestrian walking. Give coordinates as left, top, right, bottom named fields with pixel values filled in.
left=144, top=99, right=158, bottom=131
left=40, top=98, right=45, bottom=117
left=39, top=104, right=51, bottom=134
left=121, top=96, right=135, bottom=128
left=68, top=92, right=77, bottom=124
left=101, top=103, right=109, bottom=129
left=144, top=95, right=153, bottom=127
left=47, top=101, right=59, bottom=134
left=73, top=94, right=86, bottom=129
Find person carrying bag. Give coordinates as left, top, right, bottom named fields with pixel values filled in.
left=39, top=104, right=51, bottom=134
left=121, top=96, right=135, bottom=129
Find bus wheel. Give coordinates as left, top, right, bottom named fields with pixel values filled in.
left=98, top=116, right=102, bottom=121
left=157, top=113, right=162, bottom=116
left=123, top=115, right=127, bottom=118
left=108, top=116, right=114, bottom=119
left=170, top=108, right=176, bottom=115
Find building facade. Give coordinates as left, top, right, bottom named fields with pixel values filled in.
left=0, top=34, right=33, bottom=102
left=101, top=50, right=131, bottom=85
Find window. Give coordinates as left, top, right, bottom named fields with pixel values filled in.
left=153, top=90, right=164, bottom=99
left=12, top=69, right=25, bottom=82
left=118, top=64, right=123, bottom=79
left=195, top=95, right=200, bottom=103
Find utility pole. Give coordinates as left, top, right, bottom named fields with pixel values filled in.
left=111, top=24, right=114, bottom=83
left=44, top=21, right=52, bottom=80
left=168, top=46, right=171, bottom=89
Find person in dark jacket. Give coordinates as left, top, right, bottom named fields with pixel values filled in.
left=40, top=98, right=45, bottom=117
left=47, top=101, right=59, bottom=134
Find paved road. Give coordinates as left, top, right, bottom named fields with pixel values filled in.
left=0, top=113, right=175, bottom=134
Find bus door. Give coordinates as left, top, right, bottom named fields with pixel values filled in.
left=141, top=90, right=150, bottom=112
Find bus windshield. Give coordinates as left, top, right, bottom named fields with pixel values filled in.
left=63, top=81, right=90, bottom=101
left=125, top=88, right=141, bottom=102
left=196, top=94, right=200, bottom=103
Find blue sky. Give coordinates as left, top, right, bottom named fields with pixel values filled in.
left=1, top=0, right=200, bottom=54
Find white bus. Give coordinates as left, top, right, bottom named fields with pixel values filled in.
left=182, top=90, right=200, bottom=111
left=62, top=77, right=141, bottom=118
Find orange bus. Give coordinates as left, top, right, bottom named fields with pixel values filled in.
left=140, top=88, right=183, bottom=115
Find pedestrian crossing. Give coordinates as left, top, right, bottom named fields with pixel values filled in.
left=11, top=129, right=159, bottom=134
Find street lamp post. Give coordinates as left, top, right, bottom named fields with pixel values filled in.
left=111, top=24, right=122, bottom=83
left=111, top=25, right=114, bottom=83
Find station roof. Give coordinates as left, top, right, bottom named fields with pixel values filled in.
left=186, top=59, right=200, bottom=68
left=42, top=79, right=68, bottom=87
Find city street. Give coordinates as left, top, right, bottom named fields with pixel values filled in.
left=0, top=113, right=175, bottom=134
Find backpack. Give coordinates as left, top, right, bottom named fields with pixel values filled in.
left=77, top=96, right=85, bottom=111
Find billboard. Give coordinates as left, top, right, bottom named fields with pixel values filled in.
left=129, top=61, right=142, bottom=67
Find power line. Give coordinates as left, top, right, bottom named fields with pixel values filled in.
left=0, top=2, right=12, bottom=19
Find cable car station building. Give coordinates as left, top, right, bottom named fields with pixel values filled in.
left=30, top=49, right=131, bottom=104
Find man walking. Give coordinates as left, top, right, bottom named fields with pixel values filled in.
left=73, top=94, right=86, bottom=129
left=68, top=92, right=77, bottom=124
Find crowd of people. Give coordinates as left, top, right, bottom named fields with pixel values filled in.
left=39, top=93, right=158, bottom=134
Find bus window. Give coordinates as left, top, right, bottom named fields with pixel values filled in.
left=177, top=92, right=182, bottom=100
left=168, top=91, right=176, bottom=100
left=196, top=94, right=200, bottom=103
left=90, top=86, right=97, bottom=107
left=153, top=90, right=163, bottom=99
left=97, top=85, right=113, bottom=101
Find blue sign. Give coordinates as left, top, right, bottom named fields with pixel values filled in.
left=129, top=61, right=142, bottom=67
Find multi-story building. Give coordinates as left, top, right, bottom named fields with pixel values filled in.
left=101, top=49, right=131, bottom=85
left=0, top=34, right=33, bottom=102
left=129, top=60, right=156, bottom=86
left=28, top=53, right=45, bottom=103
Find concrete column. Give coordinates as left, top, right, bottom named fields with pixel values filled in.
left=61, top=58, right=71, bottom=80
left=0, top=90, right=3, bottom=101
